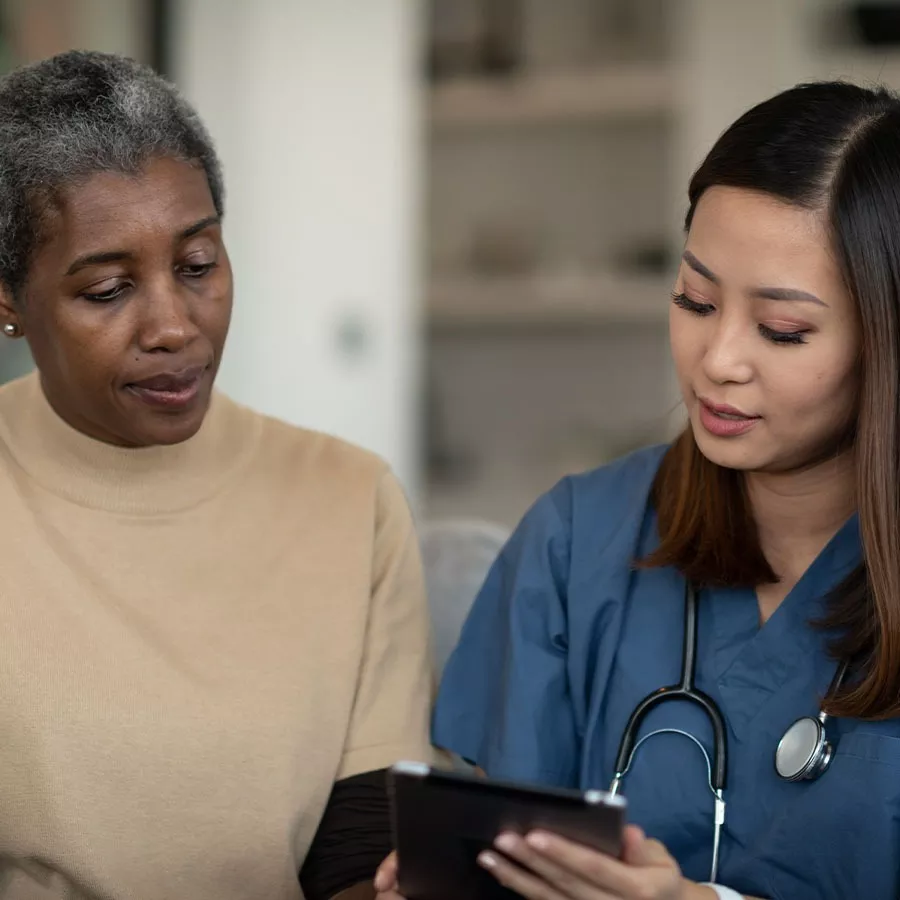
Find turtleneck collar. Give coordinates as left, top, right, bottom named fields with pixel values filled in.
left=0, top=372, right=260, bottom=514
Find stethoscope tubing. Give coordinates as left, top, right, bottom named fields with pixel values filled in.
left=612, top=584, right=728, bottom=792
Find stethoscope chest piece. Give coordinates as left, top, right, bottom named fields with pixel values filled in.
left=774, top=659, right=849, bottom=782
left=774, top=714, right=834, bottom=782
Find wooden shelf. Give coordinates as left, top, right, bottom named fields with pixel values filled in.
left=429, top=64, right=676, bottom=130
left=428, top=272, right=671, bottom=330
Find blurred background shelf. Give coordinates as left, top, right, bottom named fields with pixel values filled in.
left=428, top=272, right=671, bottom=329
left=429, top=63, right=676, bottom=129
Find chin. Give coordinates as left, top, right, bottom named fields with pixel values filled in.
left=132, top=399, right=211, bottom=447
left=690, top=417, right=771, bottom=472
left=147, top=417, right=206, bottom=446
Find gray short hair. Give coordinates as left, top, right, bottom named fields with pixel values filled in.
left=0, top=50, right=224, bottom=302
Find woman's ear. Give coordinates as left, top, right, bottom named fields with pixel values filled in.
left=0, top=284, right=23, bottom=337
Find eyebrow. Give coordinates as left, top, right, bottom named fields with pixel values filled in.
left=682, top=250, right=827, bottom=307
left=65, top=215, right=222, bottom=276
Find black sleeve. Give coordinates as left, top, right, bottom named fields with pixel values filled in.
left=299, top=768, right=392, bottom=900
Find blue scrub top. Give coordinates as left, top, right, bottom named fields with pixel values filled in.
left=432, top=445, right=900, bottom=900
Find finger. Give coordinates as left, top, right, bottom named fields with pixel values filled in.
left=622, top=827, right=673, bottom=868
left=492, top=832, right=601, bottom=900
left=479, top=849, right=597, bottom=900
left=621, top=825, right=647, bottom=865
left=519, top=830, right=645, bottom=897
left=373, top=852, right=398, bottom=893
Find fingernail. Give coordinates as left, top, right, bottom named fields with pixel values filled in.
left=478, top=851, right=497, bottom=869
left=526, top=831, right=549, bottom=851
left=494, top=832, right=517, bottom=852
left=373, top=873, right=384, bottom=891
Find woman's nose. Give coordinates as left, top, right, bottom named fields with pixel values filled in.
left=701, top=318, right=754, bottom=385
left=137, top=280, right=201, bottom=354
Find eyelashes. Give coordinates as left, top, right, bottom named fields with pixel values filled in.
left=671, top=291, right=809, bottom=346
left=758, top=324, right=807, bottom=345
left=79, top=262, right=219, bottom=304
left=672, top=290, right=714, bottom=317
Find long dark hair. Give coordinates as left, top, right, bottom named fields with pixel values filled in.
left=644, top=81, right=900, bottom=720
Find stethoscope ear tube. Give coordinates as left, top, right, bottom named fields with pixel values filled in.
left=612, top=583, right=728, bottom=793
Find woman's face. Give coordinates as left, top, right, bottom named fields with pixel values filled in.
left=0, top=156, right=232, bottom=447
left=670, top=186, right=859, bottom=474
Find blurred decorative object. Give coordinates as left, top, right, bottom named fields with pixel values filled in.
left=613, top=238, right=673, bottom=275
left=850, top=3, right=900, bottom=46
left=589, top=0, right=669, bottom=63
left=427, top=0, right=523, bottom=81
left=424, top=364, right=478, bottom=486
left=480, top=0, right=523, bottom=75
left=468, top=219, right=541, bottom=275
left=149, top=0, right=173, bottom=76
left=420, top=518, right=510, bottom=677
left=333, top=311, right=371, bottom=363
left=427, top=0, right=484, bottom=80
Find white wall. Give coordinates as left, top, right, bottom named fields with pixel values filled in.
left=172, top=1, right=424, bottom=496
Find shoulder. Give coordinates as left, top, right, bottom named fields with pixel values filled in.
left=501, top=443, right=668, bottom=583
left=566, top=442, right=668, bottom=518
left=220, top=392, right=392, bottom=498
left=523, top=443, right=667, bottom=539
left=215, top=394, right=411, bottom=539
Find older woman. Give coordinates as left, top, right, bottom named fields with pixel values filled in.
left=0, top=50, right=433, bottom=900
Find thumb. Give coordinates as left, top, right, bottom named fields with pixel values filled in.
left=623, top=825, right=673, bottom=868
left=374, top=852, right=399, bottom=892
left=622, top=825, right=650, bottom=865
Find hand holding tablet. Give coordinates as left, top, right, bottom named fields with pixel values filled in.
left=386, top=762, right=627, bottom=900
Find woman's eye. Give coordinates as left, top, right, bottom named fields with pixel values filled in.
left=759, top=323, right=809, bottom=345
left=181, top=261, right=217, bottom=278
left=81, top=283, right=127, bottom=303
left=672, top=291, right=715, bottom=316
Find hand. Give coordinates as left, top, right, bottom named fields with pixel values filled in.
left=373, top=852, right=404, bottom=900
left=477, top=825, right=710, bottom=900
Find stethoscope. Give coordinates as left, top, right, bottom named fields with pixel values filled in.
left=606, top=582, right=849, bottom=882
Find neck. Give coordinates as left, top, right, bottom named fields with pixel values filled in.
left=0, top=371, right=259, bottom=514
left=746, top=450, right=856, bottom=585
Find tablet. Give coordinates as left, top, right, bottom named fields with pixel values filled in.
left=388, top=761, right=627, bottom=900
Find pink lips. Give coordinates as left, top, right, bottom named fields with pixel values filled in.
left=126, top=366, right=206, bottom=410
left=698, top=397, right=760, bottom=438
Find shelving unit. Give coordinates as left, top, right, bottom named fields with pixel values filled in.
left=423, top=1, right=677, bottom=526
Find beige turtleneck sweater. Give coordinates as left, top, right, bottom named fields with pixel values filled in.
left=0, top=373, right=433, bottom=900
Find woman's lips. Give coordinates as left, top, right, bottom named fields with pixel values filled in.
left=697, top=397, right=761, bottom=438
left=126, top=366, right=206, bottom=409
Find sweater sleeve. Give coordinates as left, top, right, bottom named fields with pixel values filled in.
left=337, top=470, right=435, bottom=780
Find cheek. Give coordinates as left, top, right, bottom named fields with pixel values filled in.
left=668, top=309, right=702, bottom=378
left=29, top=309, right=128, bottom=383
left=768, top=353, right=858, bottom=429
left=202, top=271, right=233, bottom=337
